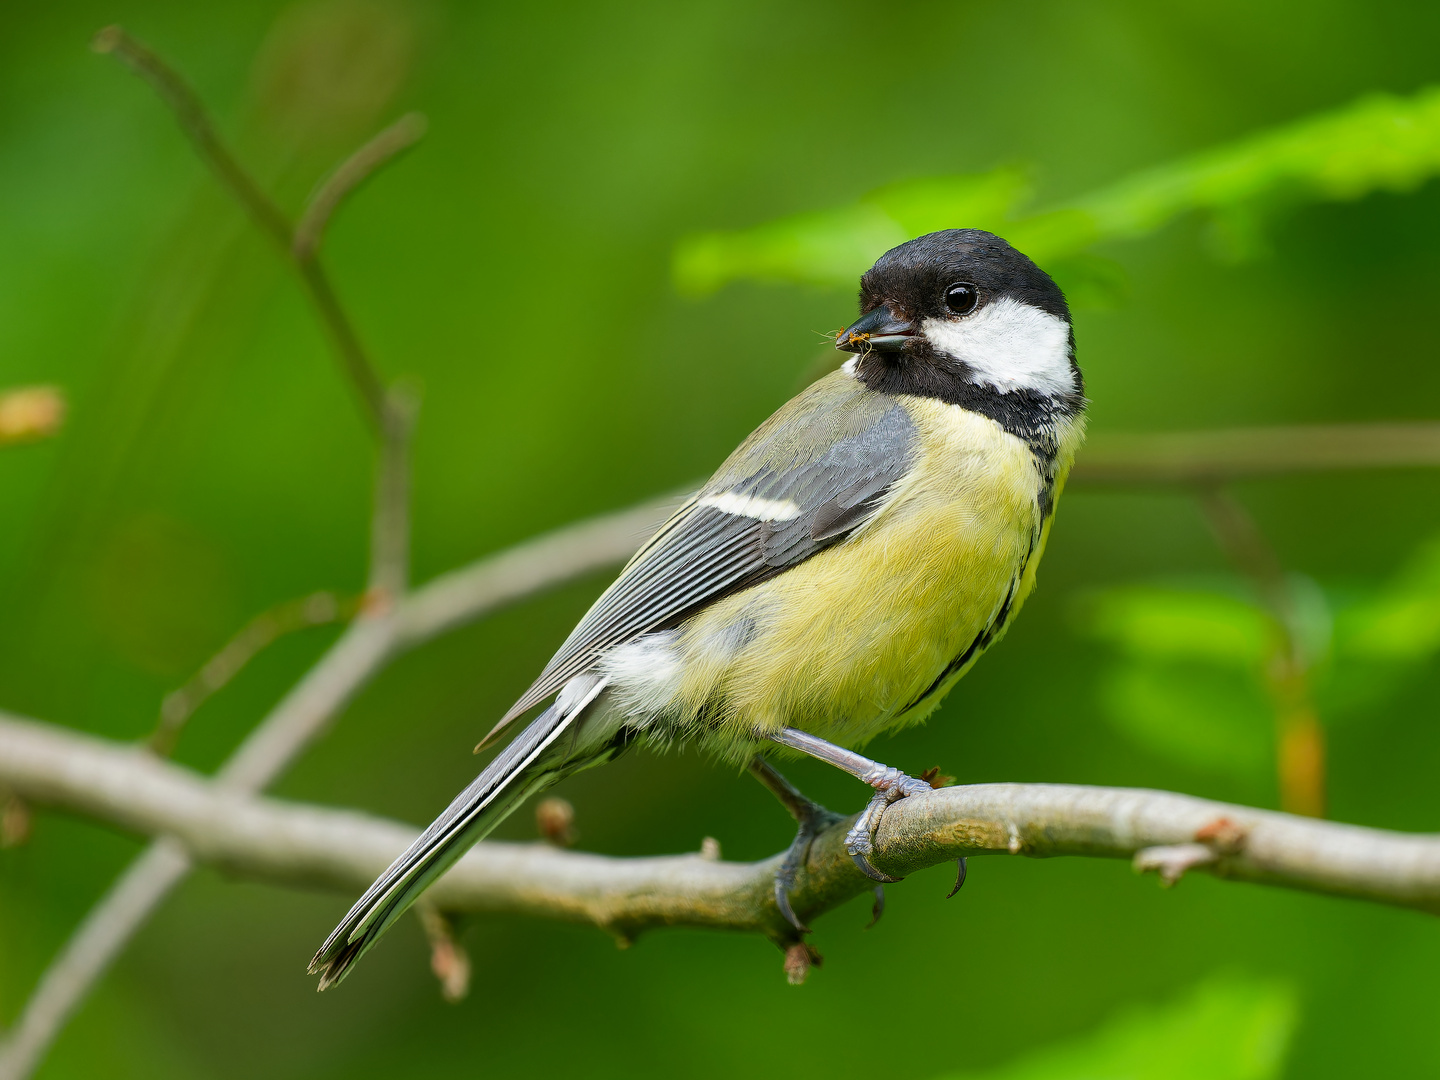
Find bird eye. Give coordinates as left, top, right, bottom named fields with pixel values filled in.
left=944, top=282, right=979, bottom=315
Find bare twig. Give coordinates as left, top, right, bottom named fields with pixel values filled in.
left=1198, top=489, right=1326, bottom=817
left=0, top=493, right=668, bottom=1078
left=2, top=32, right=438, bottom=1079
left=368, top=388, right=418, bottom=600
left=1071, top=422, right=1440, bottom=485
left=150, top=591, right=353, bottom=756
left=1, top=711, right=1437, bottom=949
left=394, top=492, right=682, bottom=646
left=0, top=841, right=192, bottom=1080
left=91, top=27, right=291, bottom=249
left=293, top=113, right=428, bottom=261
left=289, top=258, right=388, bottom=426
left=416, top=905, right=471, bottom=1002
left=92, top=25, right=392, bottom=427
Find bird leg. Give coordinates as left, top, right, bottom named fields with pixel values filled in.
left=767, top=727, right=934, bottom=883
left=747, top=756, right=841, bottom=933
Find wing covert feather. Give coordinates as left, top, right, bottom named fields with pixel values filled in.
left=496, top=374, right=917, bottom=729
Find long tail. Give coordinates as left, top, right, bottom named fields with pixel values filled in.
left=309, top=676, right=611, bottom=989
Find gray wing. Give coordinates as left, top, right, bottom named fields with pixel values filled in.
left=492, top=373, right=917, bottom=732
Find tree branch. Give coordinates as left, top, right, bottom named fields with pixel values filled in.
left=1071, top=422, right=1440, bottom=485
left=3, top=34, right=439, bottom=1076
left=1197, top=489, right=1327, bottom=816
left=92, top=24, right=395, bottom=428
left=1, top=711, right=1436, bottom=956
left=293, top=113, right=428, bottom=261
left=0, top=840, right=192, bottom=1080
left=90, top=27, right=292, bottom=248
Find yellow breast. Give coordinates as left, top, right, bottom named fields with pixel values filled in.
left=675, top=396, right=1083, bottom=757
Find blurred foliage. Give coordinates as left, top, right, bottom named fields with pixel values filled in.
left=0, top=386, right=65, bottom=446
left=675, top=87, right=1440, bottom=296
left=942, top=975, right=1297, bottom=1080
left=1078, top=535, right=1440, bottom=787
left=4, top=1, right=1440, bottom=1079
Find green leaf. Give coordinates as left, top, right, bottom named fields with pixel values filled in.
left=677, top=86, right=1440, bottom=292
left=1079, top=586, right=1273, bottom=667
left=1101, top=663, right=1273, bottom=779
left=672, top=168, right=1029, bottom=294
left=937, top=975, right=1298, bottom=1080
left=1335, top=536, right=1440, bottom=662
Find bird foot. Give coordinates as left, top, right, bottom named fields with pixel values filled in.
left=748, top=755, right=841, bottom=933
left=844, top=766, right=934, bottom=882
left=773, top=801, right=843, bottom=932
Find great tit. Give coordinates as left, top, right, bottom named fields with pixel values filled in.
left=311, top=228, right=1086, bottom=987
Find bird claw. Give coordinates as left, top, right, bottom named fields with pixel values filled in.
left=849, top=850, right=902, bottom=883
left=947, top=857, right=968, bottom=898
left=865, top=885, right=885, bottom=928
left=843, top=772, right=932, bottom=882
left=772, top=801, right=841, bottom=933
left=774, top=849, right=810, bottom=933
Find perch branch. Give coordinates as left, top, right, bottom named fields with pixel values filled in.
left=1, top=711, right=1437, bottom=947
left=0, top=493, right=673, bottom=1080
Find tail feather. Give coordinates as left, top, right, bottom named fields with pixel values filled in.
left=310, top=676, right=608, bottom=989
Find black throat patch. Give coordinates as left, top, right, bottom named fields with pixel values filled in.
left=852, top=348, right=1082, bottom=462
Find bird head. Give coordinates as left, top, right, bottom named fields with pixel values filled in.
left=836, top=229, right=1082, bottom=405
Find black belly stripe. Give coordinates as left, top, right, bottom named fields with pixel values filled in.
left=903, top=577, right=1018, bottom=714
left=899, top=489, right=1053, bottom=717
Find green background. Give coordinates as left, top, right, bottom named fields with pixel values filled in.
left=2, top=1, right=1439, bottom=1076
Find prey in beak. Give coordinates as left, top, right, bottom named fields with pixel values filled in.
left=836, top=303, right=916, bottom=353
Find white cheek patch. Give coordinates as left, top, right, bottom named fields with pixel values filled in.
left=698, top=491, right=801, bottom=522
left=921, top=296, right=1075, bottom=398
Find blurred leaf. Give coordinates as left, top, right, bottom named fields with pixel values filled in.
left=938, top=974, right=1298, bottom=1080
left=1080, top=585, right=1273, bottom=667
left=1077, top=584, right=1277, bottom=776
left=677, top=86, right=1440, bottom=292
left=0, top=385, right=65, bottom=446
left=1335, top=536, right=1440, bottom=662
left=674, top=168, right=1029, bottom=293
left=1102, top=663, right=1273, bottom=779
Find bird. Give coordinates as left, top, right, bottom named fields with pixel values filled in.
left=310, top=228, right=1086, bottom=988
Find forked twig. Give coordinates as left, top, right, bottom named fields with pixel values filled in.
left=90, top=24, right=419, bottom=429
left=0, top=28, right=428, bottom=1080
left=294, top=113, right=429, bottom=260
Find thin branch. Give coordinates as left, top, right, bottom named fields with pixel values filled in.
left=395, top=492, right=683, bottom=646
left=1197, top=489, right=1327, bottom=817
left=92, top=25, right=390, bottom=427
left=0, top=494, right=671, bottom=1077
left=0, top=712, right=1436, bottom=954
left=4, top=27, right=648, bottom=1079
left=367, top=387, right=419, bottom=600
left=149, top=591, right=353, bottom=757
left=0, top=841, right=191, bottom=1080
left=91, top=27, right=291, bottom=250
left=290, top=259, right=388, bottom=425
left=6, top=37, right=432, bottom=1078
left=293, top=113, right=428, bottom=261
left=1071, top=422, right=1440, bottom=485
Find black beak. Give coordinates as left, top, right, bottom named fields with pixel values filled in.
left=835, top=303, right=917, bottom=353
